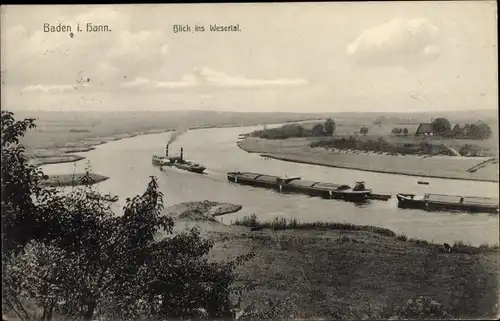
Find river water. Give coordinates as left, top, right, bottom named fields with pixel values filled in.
left=41, top=125, right=499, bottom=246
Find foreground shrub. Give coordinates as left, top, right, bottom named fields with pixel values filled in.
left=238, top=297, right=301, bottom=320
left=234, top=216, right=396, bottom=237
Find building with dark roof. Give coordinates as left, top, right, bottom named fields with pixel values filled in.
left=415, top=123, right=435, bottom=136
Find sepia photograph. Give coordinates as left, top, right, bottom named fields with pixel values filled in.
left=1, top=2, right=498, bottom=320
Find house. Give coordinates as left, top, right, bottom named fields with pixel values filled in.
left=415, top=123, right=435, bottom=136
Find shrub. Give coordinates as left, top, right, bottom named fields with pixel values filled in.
left=235, top=214, right=259, bottom=227
left=233, top=216, right=396, bottom=237
left=396, top=234, right=408, bottom=241
left=238, top=296, right=301, bottom=320
left=389, top=296, right=453, bottom=319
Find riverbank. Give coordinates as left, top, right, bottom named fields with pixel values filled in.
left=164, top=203, right=499, bottom=319
left=25, top=121, right=304, bottom=167
left=26, top=129, right=175, bottom=167
left=39, top=173, right=109, bottom=187
left=238, top=137, right=499, bottom=182
left=165, top=200, right=243, bottom=222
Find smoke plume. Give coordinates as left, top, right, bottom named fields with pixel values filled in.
left=168, top=126, right=189, bottom=145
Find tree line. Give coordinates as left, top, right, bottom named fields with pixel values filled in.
left=251, top=118, right=336, bottom=139
left=428, top=118, right=492, bottom=139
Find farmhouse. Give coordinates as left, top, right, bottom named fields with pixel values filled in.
left=414, top=123, right=435, bottom=136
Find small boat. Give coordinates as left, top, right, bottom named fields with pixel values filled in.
left=368, top=193, right=392, bottom=201
left=396, top=193, right=499, bottom=214
left=227, top=171, right=372, bottom=202
left=417, top=181, right=430, bottom=185
left=174, top=161, right=206, bottom=174
left=86, top=192, right=119, bottom=202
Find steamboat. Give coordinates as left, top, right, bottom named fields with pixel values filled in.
left=152, top=145, right=206, bottom=174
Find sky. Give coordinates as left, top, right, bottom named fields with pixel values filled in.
left=1, top=2, right=498, bottom=113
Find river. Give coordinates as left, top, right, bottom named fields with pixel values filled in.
left=41, top=125, right=499, bottom=246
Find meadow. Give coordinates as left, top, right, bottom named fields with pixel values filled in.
left=173, top=214, right=499, bottom=319
left=240, top=112, right=499, bottom=182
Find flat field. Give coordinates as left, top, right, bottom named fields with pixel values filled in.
left=238, top=137, right=499, bottom=182
left=170, top=216, right=499, bottom=320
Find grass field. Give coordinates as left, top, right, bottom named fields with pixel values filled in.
left=14, top=110, right=336, bottom=156
left=6, top=209, right=498, bottom=320
left=170, top=214, right=499, bottom=319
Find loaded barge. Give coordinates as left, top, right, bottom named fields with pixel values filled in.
left=227, top=171, right=373, bottom=202
left=153, top=145, right=206, bottom=174
left=397, top=193, right=499, bottom=214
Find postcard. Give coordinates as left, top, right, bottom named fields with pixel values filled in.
left=1, top=2, right=498, bottom=320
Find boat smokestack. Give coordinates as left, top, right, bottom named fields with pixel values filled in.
left=165, top=144, right=169, bottom=157
left=180, top=147, right=183, bottom=161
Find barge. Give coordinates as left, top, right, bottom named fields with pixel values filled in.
left=396, top=193, right=499, bottom=214
left=227, top=171, right=372, bottom=202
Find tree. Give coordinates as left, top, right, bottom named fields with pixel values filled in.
left=391, top=127, right=402, bottom=135
left=2, top=111, right=254, bottom=321
left=403, top=128, right=409, bottom=136
left=1, top=110, right=49, bottom=255
left=359, top=126, right=368, bottom=136
left=451, top=124, right=462, bottom=137
left=311, top=123, right=324, bottom=137
left=431, top=117, right=451, bottom=135
left=464, top=124, right=470, bottom=136
left=468, top=122, right=492, bottom=139
left=323, top=118, right=336, bottom=136
left=5, top=175, right=254, bottom=321
left=374, top=116, right=385, bottom=127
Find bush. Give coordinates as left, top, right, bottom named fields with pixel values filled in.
left=238, top=296, right=301, bottom=320
left=389, top=296, right=453, bottom=319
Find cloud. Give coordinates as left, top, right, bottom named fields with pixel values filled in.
left=2, top=7, right=169, bottom=89
left=346, top=18, right=440, bottom=67
left=121, top=67, right=309, bottom=90
left=192, top=68, right=309, bottom=88
left=121, top=76, right=195, bottom=89
left=21, top=84, right=77, bottom=93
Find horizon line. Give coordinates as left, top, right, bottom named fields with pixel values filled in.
left=9, top=108, right=499, bottom=115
